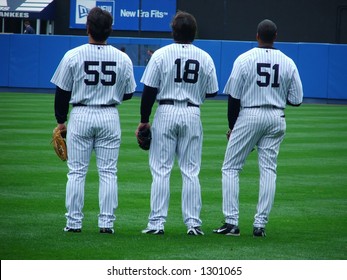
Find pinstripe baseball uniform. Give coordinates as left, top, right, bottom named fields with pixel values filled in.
left=51, top=43, right=136, bottom=230
left=141, top=43, right=218, bottom=232
left=221, top=46, right=303, bottom=230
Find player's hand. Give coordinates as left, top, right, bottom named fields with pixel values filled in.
left=57, top=123, right=67, bottom=132
left=135, top=122, right=151, bottom=137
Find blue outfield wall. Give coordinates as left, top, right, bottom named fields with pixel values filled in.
left=0, top=34, right=346, bottom=100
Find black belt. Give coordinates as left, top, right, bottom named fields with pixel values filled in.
left=159, top=99, right=199, bottom=108
left=72, top=103, right=116, bottom=107
left=244, top=106, right=284, bottom=110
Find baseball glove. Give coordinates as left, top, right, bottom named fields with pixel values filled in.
left=52, top=127, right=67, bottom=161
left=136, top=126, right=151, bottom=150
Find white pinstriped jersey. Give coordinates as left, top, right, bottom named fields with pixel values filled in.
left=51, top=44, right=136, bottom=105
left=224, top=47, right=303, bottom=107
left=141, top=43, right=219, bottom=104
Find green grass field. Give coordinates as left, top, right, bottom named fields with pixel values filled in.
left=0, top=92, right=346, bottom=260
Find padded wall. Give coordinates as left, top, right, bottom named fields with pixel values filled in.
left=0, top=34, right=346, bottom=100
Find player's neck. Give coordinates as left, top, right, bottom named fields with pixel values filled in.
left=258, top=42, right=274, bottom=49
left=258, top=45, right=275, bottom=49
left=89, top=37, right=107, bottom=45
left=257, top=38, right=274, bottom=49
left=175, top=41, right=192, bottom=44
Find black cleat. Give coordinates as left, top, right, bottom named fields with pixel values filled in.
left=213, top=223, right=240, bottom=236
left=100, top=228, right=115, bottom=234
left=253, top=227, right=266, bottom=237
left=141, top=228, right=164, bottom=235
left=187, top=226, right=204, bottom=235
left=63, top=227, right=81, bottom=233
left=100, top=228, right=114, bottom=234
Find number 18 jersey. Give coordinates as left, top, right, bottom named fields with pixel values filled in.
left=141, top=43, right=218, bottom=104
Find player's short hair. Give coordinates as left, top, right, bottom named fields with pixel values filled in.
left=257, top=19, right=277, bottom=43
left=87, top=7, right=113, bottom=42
left=171, top=11, right=197, bottom=43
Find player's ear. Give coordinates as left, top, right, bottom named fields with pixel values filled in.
left=274, top=32, right=278, bottom=41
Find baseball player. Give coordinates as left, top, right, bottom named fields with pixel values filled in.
left=51, top=7, right=136, bottom=234
left=137, top=11, right=219, bottom=235
left=213, top=19, right=303, bottom=237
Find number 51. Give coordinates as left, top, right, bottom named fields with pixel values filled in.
left=257, top=63, right=280, bottom=88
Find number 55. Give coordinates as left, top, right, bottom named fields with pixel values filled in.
left=84, top=61, right=117, bottom=86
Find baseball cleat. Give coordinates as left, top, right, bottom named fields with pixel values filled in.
left=100, top=228, right=115, bottom=234
left=253, top=227, right=266, bottom=237
left=187, top=226, right=204, bottom=236
left=141, top=228, right=164, bottom=235
left=63, top=227, right=81, bottom=233
left=213, top=223, right=240, bottom=236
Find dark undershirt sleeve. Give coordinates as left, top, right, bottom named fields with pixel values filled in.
left=140, top=85, right=158, bottom=123
left=227, top=95, right=241, bottom=131
left=54, top=86, right=71, bottom=124
left=206, top=91, right=218, bottom=98
left=122, top=92, right=134, bottom=101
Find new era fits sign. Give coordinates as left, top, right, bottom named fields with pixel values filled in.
left=70, top=0, right=176, bottom=32
left=72, top=0, right=114, bottom=25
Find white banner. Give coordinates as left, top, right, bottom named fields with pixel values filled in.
left=2, top=260, right=346, bottom=280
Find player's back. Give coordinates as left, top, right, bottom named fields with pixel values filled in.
left=143, top=43, right=217, bottom=104
left=63, top=44, right=133, bottom=105
left=236, top=47, right=299, bottom=108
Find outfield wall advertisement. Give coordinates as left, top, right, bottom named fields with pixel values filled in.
left=0, top=0, right=55, bottom=19
left=69, top=0, right=176, bottom=31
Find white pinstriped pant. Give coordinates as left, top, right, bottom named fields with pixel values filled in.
left=65, top=106, right=121, bottom=229
left=146, top=102, right=203, bottom=230
left=222, top=107, right=286, bottom=228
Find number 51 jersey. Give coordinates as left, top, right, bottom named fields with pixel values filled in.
left=224, top=47, right=303, bottom=108
left=51, top=44, right=136, bottom=105
left=141, top=43, right=219, bottom=104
